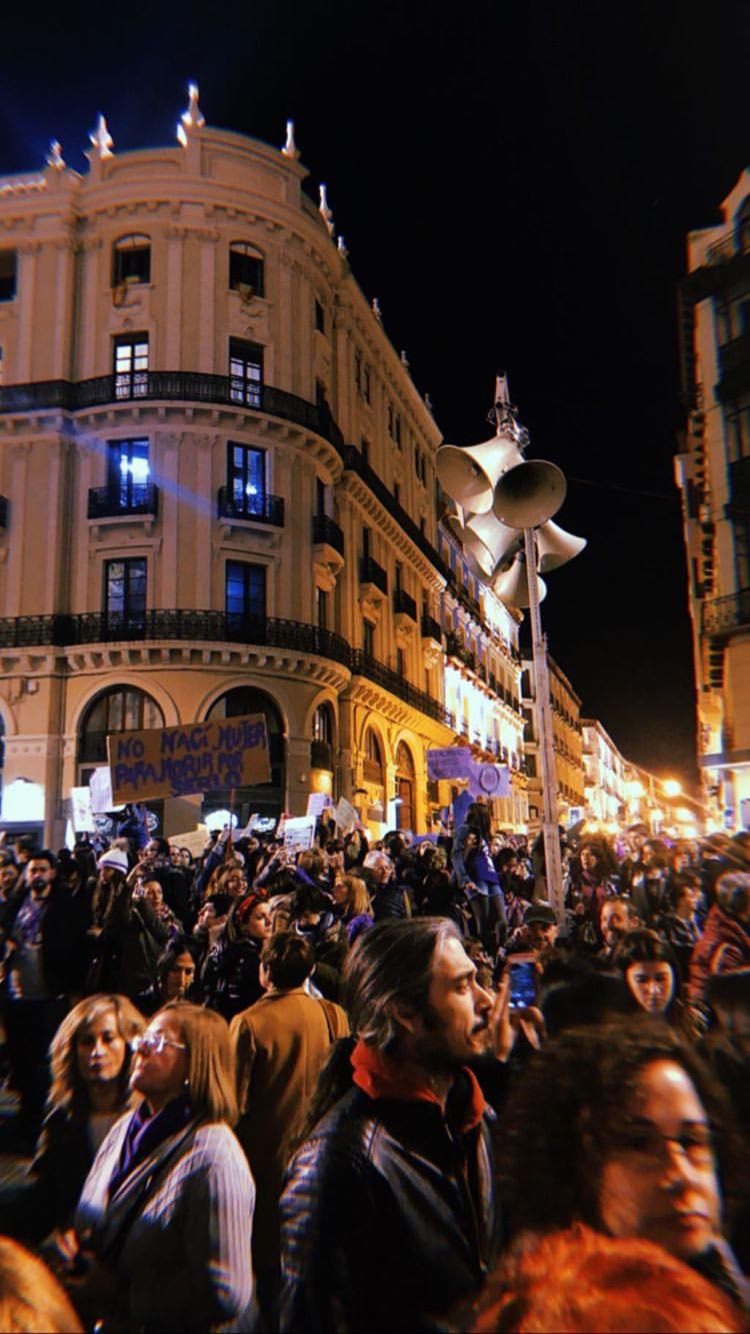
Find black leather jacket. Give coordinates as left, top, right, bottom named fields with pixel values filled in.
left=279, top=1075, right=499, bottom=1333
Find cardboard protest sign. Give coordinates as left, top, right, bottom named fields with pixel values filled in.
left=71, top=786, right=96, bottom=833
left=426, top=747, right=472, bottom=781
left=167, top=826, right=211, bottom=859
left=333, top=796, right=358, bottom=834
left=107, top=714, right=270, bottom=804
left=89, top=766, right=124, bottom=815
left=282, top=816, right=316, bottom=855
left=306, top=792, right=332, bottom=820
left=467, top=762, right=510, bottom=799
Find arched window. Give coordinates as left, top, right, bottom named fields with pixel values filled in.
left=206, top=687, right=284, bottom=820
left=395, top=742, right=416, bottom=832
left=312, top=703, right=335, bottom=771
left=229, top=243, right=265, bottom=298
left=78, top=686, right=164, bottom=772
left=112, top=234, right=151, bottom=287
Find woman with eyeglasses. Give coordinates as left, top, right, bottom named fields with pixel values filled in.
left=498, top=1021, right=750, bottom=1312
left=0, top=994, right=145, bottom=1247
left=64, top=1002, right=256, bottom=1332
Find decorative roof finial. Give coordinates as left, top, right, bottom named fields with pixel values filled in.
left=319, top=184, right=335, bottom=236
left=178, top=82, right=205, bottom=145
left=372, top=297, right=382, bottom=321
left=47, top=140, right=65, bottom=170
left=282, top=120, right=300, bottom=160
left=424, top=391, right=434, bottom=413
left=337, top=235, right=348, bottom=258
left=400, top=350, right=410, bottom=370
left=89, top=115, right=114, bottom=160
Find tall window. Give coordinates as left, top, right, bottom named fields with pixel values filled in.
left=104, top=557, right=147, bottom=632
left=362, top=525, right=370, bottom=560
left=229, top=338, right=263, bottom=407
left=114, top=334, right=149, bottom=399
left=78, top=686, right=163, bottom=770
left=227, top=443, right=266, bottom=514
left=226, top=561, right=266, bottom=622
left=354, top=350, right=362, bottom=393
left=316, top=586, right=329, bottom=629
left=108, top=439, right=150, bottom=507
left=316, top=478, right=326, bottom=516
left=363, top=620, right=374, bottom=657
left=361, top=437, right=370, bottom=466
left=315, top=299, right=325, bottom=333
left=396, top=647, right=406, bottom=679
left=0, top=251, right=17, bottom=302
left=229, top=244, right=264, bottom=297
left=112, top=234, right=151, bottom=286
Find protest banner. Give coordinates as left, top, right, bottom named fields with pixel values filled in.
left=282, top=815, right=316, bottom=855
left=333, top=795, right=358, bottom=834
left=89, top=766, right=124, bottom=815
left=426, top=747, right=472, bottom=781
left=107, top=713, right=270, bottom=804
left=71, top=786, right=96, bottom=833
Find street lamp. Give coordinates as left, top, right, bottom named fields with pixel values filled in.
left=435, top=375, right=586, bottom=922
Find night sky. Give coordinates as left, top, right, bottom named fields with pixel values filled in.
left=2, top=0, right=748, bottom=791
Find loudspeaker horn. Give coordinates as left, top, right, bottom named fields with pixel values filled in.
left=493, top=459, right=567, bottom=528
left=491, top=552, right=547, bottom=609
left=463, top=512, right=521, bottom=577
left=535, top=519, right=587, bottom=572
left=442, top=500, right=472, bottom=544
left=436, top=430, right=525, bottom=515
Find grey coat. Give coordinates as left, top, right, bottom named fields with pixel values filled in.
left=75, top=1113, right=256, bottom=1332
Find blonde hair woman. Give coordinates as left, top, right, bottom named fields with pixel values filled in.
left=332, top=873, right=374, bottom=945
left=0, top=1236, right=82, bottom=1333
left=68, top=1003, right=255, bottom=1332
left=3, top=995, right=144, bottom=1247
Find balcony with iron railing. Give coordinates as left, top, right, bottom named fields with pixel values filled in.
left=0, top=610, right=452, bottom=727
left=393, top=588, right=417, bottom=621
left=312, top=513, right=344, bottom=554
left=87, top=483, right=159, bottom=521
left=217, top=487, right=285, bottom=526
left=703, top=587, right=750, bottom=637
left=421, top=613, right=442, bottom=643
left=359, top=555, right=388, bottom=596
left=0, top=373, right=346, bottom=452
left=717, top=332, right=750, bottom=403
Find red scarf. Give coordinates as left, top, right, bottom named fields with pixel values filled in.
left=350, top=1039, right=486, bottom=1132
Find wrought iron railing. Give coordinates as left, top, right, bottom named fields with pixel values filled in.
left=312, top=513, right=344, bottom=554
left=393, top=588, right=417, bottom=621
left=87, top=483, right=159, bottom=520
left=359, top=555, right=388, bottom=595
left=420, top=613, right=442, bottom=642
left=0, top=611, right=452, bottom=725
left=703, top=587, right=750, bottom=636
left=217, top=487, right=285, bottom=526
left=0, top=374, right=345, bottom=452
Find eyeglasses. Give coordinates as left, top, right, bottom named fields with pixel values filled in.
left=607, top=1119, right=715, bottom=1168
left=131, top=1032, right=187, bottom=1058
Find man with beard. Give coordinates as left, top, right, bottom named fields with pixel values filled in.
left=280, top=918, right=519, bottom=1332
left=598, top=896, right=637, bottom=963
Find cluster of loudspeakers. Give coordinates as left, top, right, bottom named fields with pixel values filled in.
left=436, top=421, right=586, bottom=609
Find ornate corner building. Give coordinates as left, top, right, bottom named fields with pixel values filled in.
left=676, top=170, right=750, bottom=831
left=0, top=98, right=527, bottom=842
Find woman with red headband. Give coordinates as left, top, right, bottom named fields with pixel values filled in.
left=200, top=890, right=273, bottom=1019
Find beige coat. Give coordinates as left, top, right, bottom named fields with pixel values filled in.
left=230, top=988, right=349, bottom=1275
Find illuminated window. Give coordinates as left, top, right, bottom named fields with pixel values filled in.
left=78, top=685, right=163, bottom=767
left=0, top=251, right=17, bottom=302
left=108, top=439, right=149, bottom=507
left=229, top=243, right=264, bottom=297
left=113, top=234, right=151, bottom=286
left=229, top=338, right=263, bottom=407
left=226, top=561, right=266, bottom=621
left=113, top=334, right=149, bottom=399
left=228, top=443, right=266, bottom=514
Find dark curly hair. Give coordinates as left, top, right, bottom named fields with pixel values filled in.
left=498, top=1019, right=745, bottom=1240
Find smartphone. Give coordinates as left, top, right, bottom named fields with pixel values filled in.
left=508, top=955, right=537, bottom=1009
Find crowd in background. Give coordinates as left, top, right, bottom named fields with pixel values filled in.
left=0, top=800, right=747, bottom=1330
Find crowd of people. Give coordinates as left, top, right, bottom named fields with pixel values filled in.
left=0, top=800, right=747, bottom=1330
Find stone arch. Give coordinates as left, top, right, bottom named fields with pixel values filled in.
left=0, top=696, right=16, bottom=739
left=70, top=675, right=179, bottom=739
left=76, top=682, right=168, bottom=770
left=394, top=739, right=417, bottom=832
